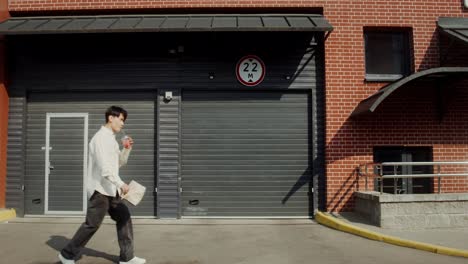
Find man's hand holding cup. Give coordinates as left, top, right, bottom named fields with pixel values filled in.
left=121, top=135, right=134, bottom=149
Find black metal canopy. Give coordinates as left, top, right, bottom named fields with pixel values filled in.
left=0, top=14, right=333, bottom=34
left=438, top=17, right=468, bottom=44
left=351, top=67, right=468, bottom=118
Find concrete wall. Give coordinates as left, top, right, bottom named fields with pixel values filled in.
left=355, top=191, right=468, bottom=228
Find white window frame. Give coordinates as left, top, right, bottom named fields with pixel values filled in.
left=44, top=113, right=88, bottom=215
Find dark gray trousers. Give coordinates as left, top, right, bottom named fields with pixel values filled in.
left=60, top=191, right=134, bottom=261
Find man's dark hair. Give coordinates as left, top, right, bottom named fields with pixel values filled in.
left=105, top=106, right=128, bottom=123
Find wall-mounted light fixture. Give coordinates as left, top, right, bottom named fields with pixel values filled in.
left=164, top=91, right=173, bottom=101
left=208, top=73, right=215, bottom=80
left=284, top=75, right=291, bottom=80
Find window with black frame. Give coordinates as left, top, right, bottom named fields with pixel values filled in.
left=364, top=29, right=412, bottom=82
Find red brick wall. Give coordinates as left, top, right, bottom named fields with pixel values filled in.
left=0, top=77, right=7, bottom=209
left=322, top=1, right=468, bottom=212
left=0, top=0, right=9, bottom=209
left=9, top=0, right=328, bottom=12
left=7, top=0, right=468, bottom=212
left=0, top=46, right=8, bottom=209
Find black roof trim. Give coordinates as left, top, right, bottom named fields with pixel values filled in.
left=351, top=67, right=468, bottom=118
left=438, top=17, right=468, bottom=44
left=0, top=14, right=333, bottom=34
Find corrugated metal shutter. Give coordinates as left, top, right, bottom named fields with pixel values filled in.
left=181, top=91, right=312, bottom=217
left=6, top=97, right=26, bottom=216
left=25, top=93, right=156, bottom=216
left=157, top=89, right=181, bottom=218
left=8, top=32, right=325, bottom=217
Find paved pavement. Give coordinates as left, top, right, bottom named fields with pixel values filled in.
left=0, top=217, right=467, bottom=264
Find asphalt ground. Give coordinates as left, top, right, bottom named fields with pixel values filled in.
left=0, top=218, right=467, bottom=264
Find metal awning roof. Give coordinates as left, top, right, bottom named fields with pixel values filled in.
left=351, top=67, right=468, bottom=118
left=0, top=14, right=333, bottom=34
left=438, top=17, right=468, bottom=44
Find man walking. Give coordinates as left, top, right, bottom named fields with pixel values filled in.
left=59, top=106, right=146, bottom=264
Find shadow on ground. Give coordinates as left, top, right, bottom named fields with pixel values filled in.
left=46, top=235, right=119, bottom=263
left=333, top=212, right=375, bottom=226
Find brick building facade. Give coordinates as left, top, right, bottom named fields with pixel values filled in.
left=0, top=0, right=467, bottom=216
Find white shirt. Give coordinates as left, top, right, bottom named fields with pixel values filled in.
left=86, top=126, right=131, bottom=198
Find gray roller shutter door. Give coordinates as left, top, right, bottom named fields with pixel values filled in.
left=181, top=91, right=312, bottom=217
left=25, top=93, right=156, bottom=216
left=6, top=98, right=27, bottom=215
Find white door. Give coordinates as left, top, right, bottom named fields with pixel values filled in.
left=45, top=113, right=88, bottom=215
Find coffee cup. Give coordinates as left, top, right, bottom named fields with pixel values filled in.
left=121, top=135, right=131, bottom=149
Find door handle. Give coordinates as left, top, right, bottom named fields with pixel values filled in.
left=48, top=162, right=55, bottom=170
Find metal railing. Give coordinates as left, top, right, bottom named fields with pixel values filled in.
left=358, top=161, right=468, bottom=194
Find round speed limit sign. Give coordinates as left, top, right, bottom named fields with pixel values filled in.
left=236, top=55, right=266, bottom=87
